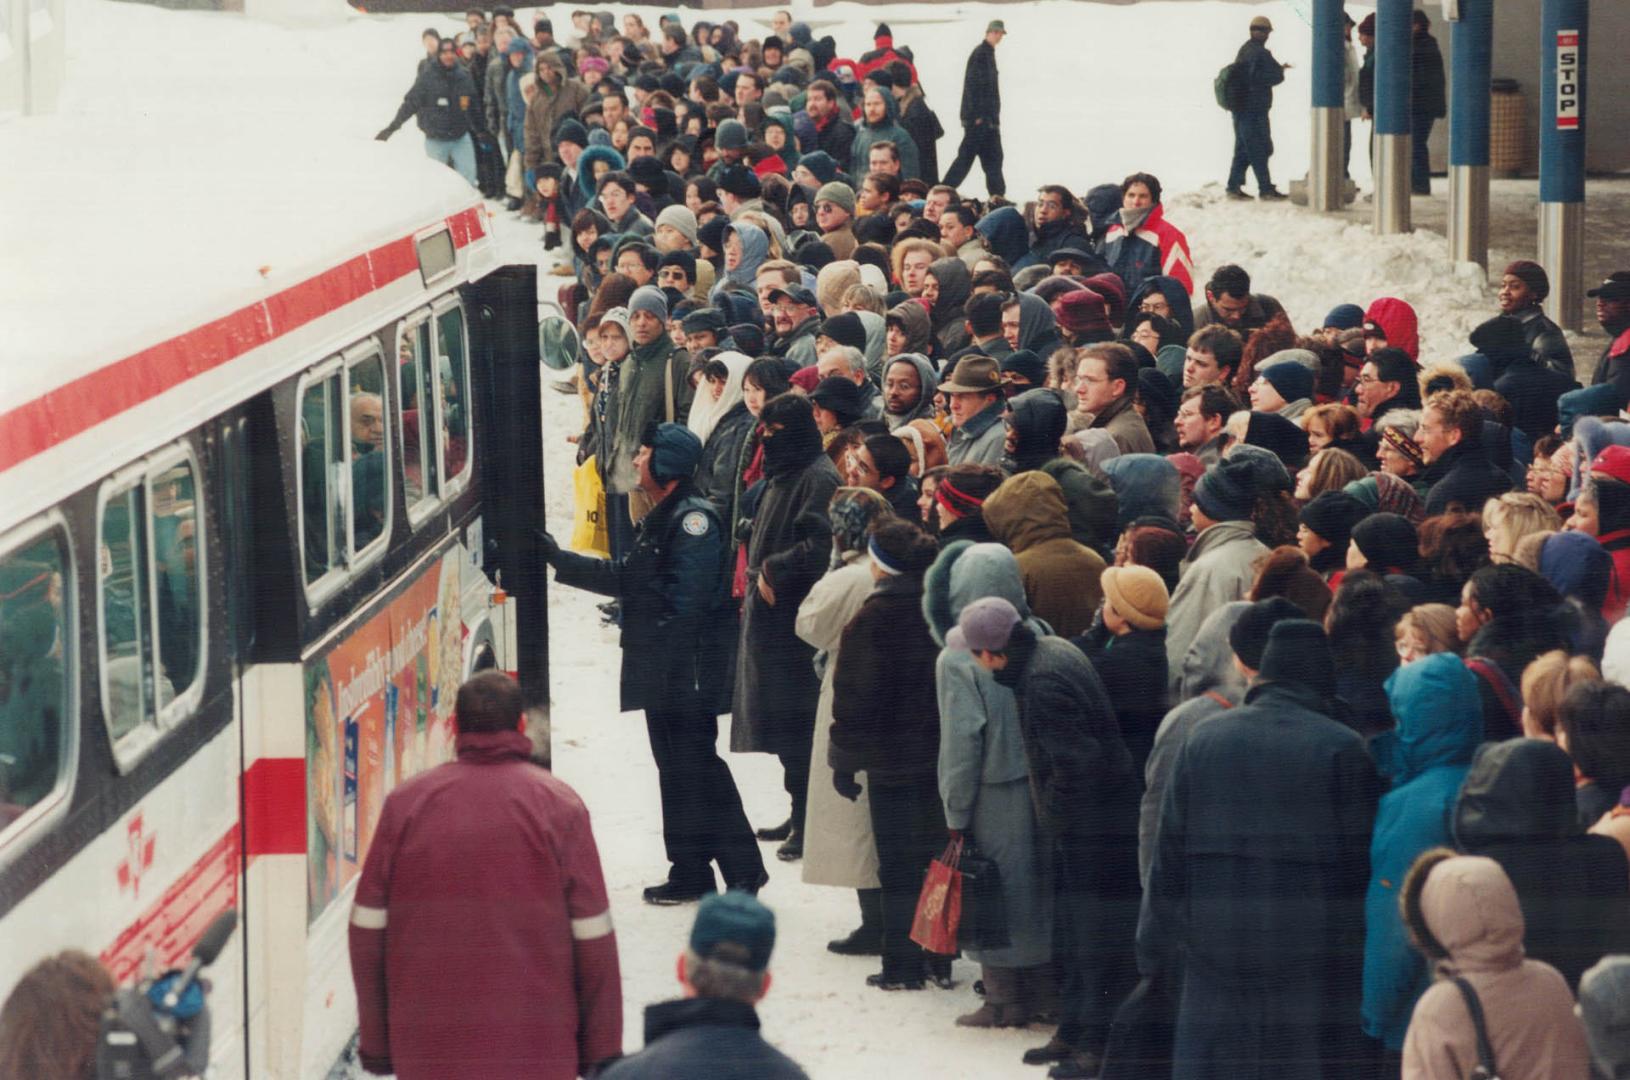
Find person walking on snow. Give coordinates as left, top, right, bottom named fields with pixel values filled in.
left=377, top=36, right=480, bottom=186
left=1225, top=16, right=1288, bottom=201
left=942, top=21, right=1006, bottom=197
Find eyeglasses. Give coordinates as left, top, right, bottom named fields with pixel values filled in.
left=1355, top=374, right=1381, bottom=386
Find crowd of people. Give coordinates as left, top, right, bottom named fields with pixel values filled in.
left=253, top=7, right=1630, bottom=1080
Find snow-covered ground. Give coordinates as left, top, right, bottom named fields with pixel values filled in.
left=32, top=0, right=1515, bottom=1074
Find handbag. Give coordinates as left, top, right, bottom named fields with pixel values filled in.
left=955, top=840, right=1009, bottom=952
left=909, top=838, right=964, bottom=955
left=1450, top=976, right=1501, bottom=1080
left=570, top=455, right=611, bottom=557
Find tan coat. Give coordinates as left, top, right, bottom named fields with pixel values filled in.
left=981, top=471, right=1106, bottom=639
left=523, top=62, right=590, bottom=172
left=1401, top=855, right=1590, bottom=1080
left=794, top=553, right=881, bottom=889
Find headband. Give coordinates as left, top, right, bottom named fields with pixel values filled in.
left=1379, top=425, right=1426, bottom=468
left=934, top=476, right=986, bottom=519
left=868, top=534, right=904, bottom=576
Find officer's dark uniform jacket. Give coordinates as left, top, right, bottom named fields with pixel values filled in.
left=551, top=481, right=725, bottom=713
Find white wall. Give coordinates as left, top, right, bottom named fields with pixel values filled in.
left=0, top=0, right=68, bottom=118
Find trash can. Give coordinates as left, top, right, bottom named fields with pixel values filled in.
left=1490, top=77, right=1527, bottom=176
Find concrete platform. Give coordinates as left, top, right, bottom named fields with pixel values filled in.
left=1329, top=175, right=1630, bottom=346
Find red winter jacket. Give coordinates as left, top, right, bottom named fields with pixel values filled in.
left=1100, top=203, right=1195, bottom=295
left=349, top=729, right=622, bottom=1080
left=856, top=37, right=918, bottom=85
left=1364, top=297, right=1421, bottom=362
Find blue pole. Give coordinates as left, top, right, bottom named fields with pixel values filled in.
left=1448, top=0, right=1494, bottom=266
left=1539, top=0, right=1587, bottom=329
left=1310, top=0, right=1344, bottom=108
left=1449, top=1, right=1492, bottom=167
left=1308, top=0, right=1345, bottom=210
left=1372, top=0, right=1413, bottom=232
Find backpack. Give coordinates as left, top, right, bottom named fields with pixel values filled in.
left=1214, top=60, right=1250, bottom=112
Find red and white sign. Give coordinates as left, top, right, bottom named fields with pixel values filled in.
left=1556, top=30, right=1581, bottom=130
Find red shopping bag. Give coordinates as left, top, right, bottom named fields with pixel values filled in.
left=909, top=838, right=963, bottom=955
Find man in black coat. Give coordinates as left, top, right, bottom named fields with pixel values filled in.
left=1418, top=388, right=1513, bottom=516
left=941, top=20, right=1006, bottom=196
left=545, top=423, right=766, bottom=905
left=804, top=79, right=856, bottom=170
left=377, top=36, right=480, bottom=187
left=1410, top=10, right=1447, bottom=195
left=962, top=597, right=1140, bottom=1078
left=1142, top=619, right=1381, bottom=1080
left=601, top=893, right=809, bottom=1080
left=1225, top=16, right=1287, bottom=201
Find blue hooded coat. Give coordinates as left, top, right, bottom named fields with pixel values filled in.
left=501, top=37, right=536, bottom=161
left=571, top=145, right=626, bottom=220
left=1126, top=274, right=1196, bottom=339
left=976, top=205, right=1028, bottom=265
left=1361, top=653, right=1484, bottom=1051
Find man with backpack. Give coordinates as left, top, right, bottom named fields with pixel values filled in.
left=1219, top=15, right=1288, bottom=201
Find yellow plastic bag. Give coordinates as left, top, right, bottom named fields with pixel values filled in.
left=571, top=455, right=610, bottom=557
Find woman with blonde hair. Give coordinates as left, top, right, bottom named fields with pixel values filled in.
left=1395, top=604, right=1461, bottom=664
left=1483, top=492, right=1563, bottom=564
left=1294, top=447, right=1368, bottom=503
left=1520, top=650, right=1600, bottom=741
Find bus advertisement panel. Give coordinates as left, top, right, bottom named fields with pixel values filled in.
left=304, top=548, right=465, bottom=922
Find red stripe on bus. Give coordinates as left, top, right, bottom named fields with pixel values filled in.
left=0, top=205, right=487, bottom=475
left=242, top=757, right=308, bottom=857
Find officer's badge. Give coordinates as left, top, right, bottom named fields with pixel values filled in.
left=681, top=511, right=710, bottom=536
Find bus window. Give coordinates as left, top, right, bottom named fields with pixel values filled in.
left=151, top=462, right=201, bottom=698
left=300, top=375, right=345, bottom=586
left=398, top=320, right=437, bottom=511
left=101, top=485, right=154, bottom=739
left=0, top=530, right=71, bottom=831
left=99, top=449, right=205, bottom=755
left=348, top=351, right=389, bottom=553
left=435, top=305, right=471, bottom=483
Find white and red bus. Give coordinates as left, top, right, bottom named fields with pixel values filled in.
left=0, top=118, right=553, bottom=1077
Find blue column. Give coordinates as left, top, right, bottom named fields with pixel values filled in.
left=1373, top=0, right=1412, bottom=137
left=1310, top=0, right=1345, bottom=109
left=1539, top=0, right=1587, bottom=329
left=1448, top=0, right=1494, bottom=266
left=1308, top=0, right=1346, bottom=211
left=1449, top=1, right=1493, bottom=168
left=1372, top=0, right=1413, bottom=232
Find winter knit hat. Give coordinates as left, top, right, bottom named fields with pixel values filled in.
left=1081, top=273, right=1128, bottom=327
left=1229, top=596, right=1305, bottom=670
left=690, top=891, right=775, bottom=971
left=958, top=595, right=1022, bottom=653
left=1257, top=618, right=1336, bottom=696
left=1259, top=358, right=1314, bottom=404
left=718, top=164, right=761, bottom=199
left=814, top=180, right=856, bottom=216
left=656, top=204, right=699, bottom=245
left=660, top=248, right=699, bottom=282
left=1228, top=442, right=1294, bottom=494
left=798, top=150, right=839, bottom=185
left=1101, top=566, right=1169, bottom=631
left=1000, top=349, right=1048, bottom=386
left=819, top=311, right=868, bottom=351
left=598, top=306, right=632, bottom=341
left=1052, top=289, right=1111, bottom=337
left=680, top=305, right=725, bottom=335
left=629, top=285, right=669, bottom=322
left=1350, top=512, right=1419, bottom=573
left=1323, top=303, right=1366, bottom=331
left=1592, top=445, right=1630, bottom=487
left=554, top=117, right=589, bottom=150
left=1503, top=259, right=1551, bottom=302
left=809, top=375, right=865, bottom=425
left=1193, top=457, right=1258, bottom=523
left=828, top=487, right=892, bottom=556
left=1539, top=529, right=1613, bottom=609
left=1298, top=490, right=1368, bottom=546
left=716, top=118, right=749, bottom=151
left=696, top=214, right=730, bottom=254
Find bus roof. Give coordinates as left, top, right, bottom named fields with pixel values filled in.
left=0, top=116, right=494, bottom=525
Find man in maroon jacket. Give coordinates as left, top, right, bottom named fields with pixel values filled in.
left=349, top=671, right=623, bottom=1079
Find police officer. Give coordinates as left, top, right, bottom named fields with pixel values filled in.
left=542, top=422, right=768, bottom=904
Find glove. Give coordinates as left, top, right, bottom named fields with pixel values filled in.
left=832, top=771, right=862, bottom=801
left=374, top=127, right=393, bottom=142
left=537, top=529, right=562, bottom=563
left=358, top=1051, right=394, bottom=1075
